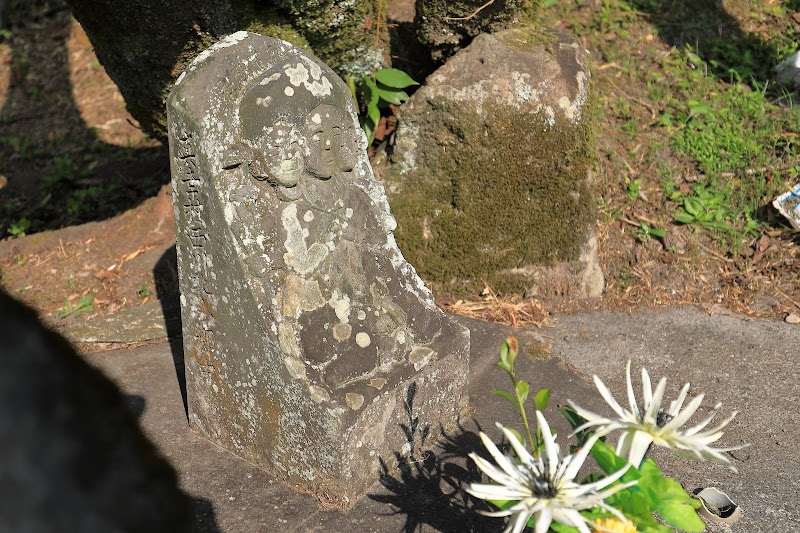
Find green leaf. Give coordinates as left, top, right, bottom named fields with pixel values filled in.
left=77, top=294, right=94, bottom=308
left=373, top=68, right=419, bottom=88
left=688, top=102, right=711, bottom=115
left=673, top=210, right=696, bottom=224
left=649, top=227, right=666, bottom=238
left=560, top=407, right=586, bottom=431
left=590, top=439, right=630, bottom=476
left=683, top=197, right=703, bottom=216
left=367, top=102, right=380, bottom=128
left=515, top=380, right=529, bottom=404
left=533, top=388, right=550, bottom=411
left=375, top=85, right=409, bottom=105
left=492, top=389, right=518, bottom=407
left=639, top=460, right=704, bottom=532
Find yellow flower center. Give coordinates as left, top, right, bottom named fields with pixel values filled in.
left=593, top=517, right=638, bottom=533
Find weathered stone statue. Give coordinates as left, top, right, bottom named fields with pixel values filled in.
left=168, top=32, right=470, bottom=504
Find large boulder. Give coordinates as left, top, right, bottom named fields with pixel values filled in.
left=378, top=28, right=604, bottom=298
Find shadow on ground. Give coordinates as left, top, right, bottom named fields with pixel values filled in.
left=624, top=0, right=797, bottom=87
left=153, top=244, right=188, bottom=417
left=369, top=418, right=502, bottom=533
left=0, top=0, right=168, bottom=235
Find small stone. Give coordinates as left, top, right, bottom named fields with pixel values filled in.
left=785, top=313, right=800, bottom=324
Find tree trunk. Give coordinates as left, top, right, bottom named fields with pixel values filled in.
left=65, top=0, right=386, bottom=143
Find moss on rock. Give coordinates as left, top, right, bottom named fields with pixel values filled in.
left=383, top=97, right=596, bottom=296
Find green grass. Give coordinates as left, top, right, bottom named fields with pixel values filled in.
left=542, top=0, right=800, bottom=251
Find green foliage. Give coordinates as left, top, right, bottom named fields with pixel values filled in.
left=637, top=222, right=666, bottom=242
left=479, top=341, right=713, bottom=532
left=137, top=283, right=153, bottom=299
left=494, top=336, right=551, bottom=455
left=348, top=68, right=418, bottom=143
left=7, top=218, right=31, bottom=238
left=53, top=294, right=95, bottom=319
left=591, top=440, right=705, bottom=533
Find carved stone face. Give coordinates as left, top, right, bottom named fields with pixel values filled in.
left=305, top=104, right=357, bottom=180
left=235, top=56, right=359, bottom=201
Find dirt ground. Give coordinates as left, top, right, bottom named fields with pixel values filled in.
left=0, top=0, right=798, bottom=331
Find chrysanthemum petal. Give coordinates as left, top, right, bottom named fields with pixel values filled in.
left=595, top=374, right=629, bottom=420
left=641, top=367, right=653, bottom=410
left=645, top=377, right=667, bottom=421
left=534, top=506, right=553, bottom=533
left=668, top=382, right=691, bottom=416
left=625, top=361, right=640, bottom=418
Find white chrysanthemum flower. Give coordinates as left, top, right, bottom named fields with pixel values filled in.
left=569, top=360, right=746, bottom=471
left=467, top=412, right=635, bottom=533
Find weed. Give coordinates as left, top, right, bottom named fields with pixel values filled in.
left=7, top=218, right=31, bottom=238
left=13, top=254, right=25, bottom=266
left=0, top=136, right=36, bottom=161
left=625, top=178, right=642, bottom=200
left=137, top=283, right=152, bottom=299
left=637, top=222, right=666, bottom=242
left=53, top=294, right=95, bottom=319
left=347, top=68, right=419, bottom=143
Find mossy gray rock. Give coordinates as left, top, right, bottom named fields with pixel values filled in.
left=415, top=0, right=540, bottom=61
left=378, top=28, right=603, bottom=298
left=65, top=0, right=385, bottom=144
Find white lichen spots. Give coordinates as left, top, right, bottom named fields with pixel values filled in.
left=309, top=385, right=330, bottom=404
left=282, top=203, right=329, bottom=275
left=189, top=30, right=249, bottom=71
left=284, top=356, right=307, bottom=380
left=259, top=72, right=282, bottom=86
left=212, top=384, right=219, bottom=393
left=558, top=71, right=587, bottom=123
left=311, top=113, right=322, bottom=124
left=284, top=86, right=295, bottom=97
left=345, top=393, right=364, bottom=410
left=333, top=323, right=352, bottom=342
left=284, top=59, right=333, bottom=97
left=357, top=310, right=367, bottom=321
left=328, top=290, right=351, bottom=323
left=409, top=346, right=435, bottom=371
left=369, top=377, right=387, bottom=390
left=303, top=210, right=314, bottom=222
left=355, top=332, right=371, bottom=348
left=345, top=208, right=353, bottom=219
left=255, top=96, right=272, bottom=107
left=511, top=71, right=533, bottom=102
left=256, top=234, right=266, bottom=248
left=395, top=330, right=406, bottom=344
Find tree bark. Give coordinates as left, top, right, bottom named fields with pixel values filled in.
left=65, top=0, right=385, bottom=143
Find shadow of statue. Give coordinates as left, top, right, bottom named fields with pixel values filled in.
left=622, top=0, right=797, bottom=88
left=153, top=244, right=189, bottom=418
left=0, top=0, right=168, bottom=235
left=369, top=383, right=503, bottom=532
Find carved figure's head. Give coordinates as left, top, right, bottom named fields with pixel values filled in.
left=228, top=55, right=360, bottom=201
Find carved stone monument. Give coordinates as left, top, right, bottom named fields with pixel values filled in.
left=167, top=32, right=470, bottom=504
